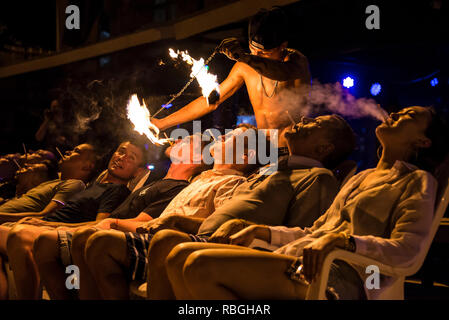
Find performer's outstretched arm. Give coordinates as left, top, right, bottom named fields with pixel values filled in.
left=153, top=62, right=245, bottom=131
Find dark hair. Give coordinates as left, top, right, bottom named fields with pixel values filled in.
left=411, top=107, right=449, bottom=174
left=126, top=133, right=150, bottom=167
left=322, top=115, right=357, bottom=169
left=248, top=7, right=289, bottom=50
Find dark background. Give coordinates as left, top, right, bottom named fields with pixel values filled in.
left=0, top=0, right=448, bottom=172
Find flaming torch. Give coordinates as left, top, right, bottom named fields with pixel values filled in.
left=151, top=48, right=220, bottom=119
left=127, top=94, right=171, bottom=145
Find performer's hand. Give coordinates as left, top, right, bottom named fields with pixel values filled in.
left=151, top=118, right=163, bottom=130
left=229, top=225, right=260, bottom=247
left=218, top=38, right=246, bottom=61
left=301, top=233, right=346, bottom=283
left=209, top=219, right=249, bottom=244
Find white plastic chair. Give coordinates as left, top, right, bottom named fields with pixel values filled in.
left=306, top=163, right=449, bottom=300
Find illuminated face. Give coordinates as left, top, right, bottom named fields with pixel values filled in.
left=59, top=144, right=95, bottom=171
left=167, top=134, right=204, bottom=164
left=21, top=149, right=55, bottom=164
left=248, top=41, right=284, bottom=59
left=284, top=115, right=339, bottom=155
left=15, top=163, right=48, bottom=181
left=108, top=142, right=144, bottom=180
left=210, top=127, right=250, bottom=164
left=376, top=106, right=432, bottom=148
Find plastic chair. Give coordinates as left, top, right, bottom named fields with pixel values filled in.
left=306, top=161, right=449, bottom=300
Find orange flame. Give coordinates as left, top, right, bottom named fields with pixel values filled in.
left=169, top=48, right=220, bottom=102
left=126, top=94, right=170, bottom=145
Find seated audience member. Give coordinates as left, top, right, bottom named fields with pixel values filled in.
left=0, top=144, right=97, bottom=222
left=0, top=149, right=57, bottom=201
left=12, top=160, right=59, bottom=198
left=84, top=115, right=355, bottom=299
left=137, top=114, right=356, bottom=299
left=69, top=125, right=265, bottom=299
left=0, top=138, right=146, bottom=299
left=33, top=135, right=212, bottom=300
left=161, top=106, right=449, bottom=300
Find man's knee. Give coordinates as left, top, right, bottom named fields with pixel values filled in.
left=32, top=230, right=59, bottom=263
left=165, top=242, right=202, bottom=274
left=85, top=230, right=127, bottom=270
left=7, top=225, right=35, bottom=252
left=182, top=250, right=212, bottom=283
left=72, top=228, right=97, bottom=259
left=149, top=230, right=189, bottom=264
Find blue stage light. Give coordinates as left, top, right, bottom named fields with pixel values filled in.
left=430, top=78, right=439, bottom=87
left=147, top=164, right=155, bottom=170
left=370, top=83, right=382, bottom=96
left=342, top=76, right=354, bottom=88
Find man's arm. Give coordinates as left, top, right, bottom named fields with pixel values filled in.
left=153, top=63, right=245, bottom=131
left=219, top=38, right=310, bottom=82
left=238, top=52, right=309, bottom=82
left=0, top=200, right=63, bottom=223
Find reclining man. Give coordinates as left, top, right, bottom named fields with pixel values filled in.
left=83, top=114, right=356, bottom=299
left=43, top=124, right=266, bottom=299
left=31, top=134, right=212, bottom=300
left=0, top=144, right=98, bottom=223
left=0, top=138, right=146, bottom=299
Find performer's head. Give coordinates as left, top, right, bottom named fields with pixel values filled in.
left=248, top=7, right=289, bottom=60
left=284, top=115, right=356, bottom=169
left=376, top=106, right=449, bottom=174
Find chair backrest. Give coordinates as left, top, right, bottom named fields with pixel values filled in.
left=405, top=156, right=449, bottom=275
left=332, top=160, right=357, bottom=189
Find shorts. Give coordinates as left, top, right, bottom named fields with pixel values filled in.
left=57, top=230, right=74, bottom=267
left=125, top=232, right=210, bottom=282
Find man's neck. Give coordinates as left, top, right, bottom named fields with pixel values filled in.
left=377, top=146, right=410, bottom=170
left=164, top=164, right=197, bottom=181
left=99, top=171, right=129, bottom=185
left=60, top=170, right=91, bottom=184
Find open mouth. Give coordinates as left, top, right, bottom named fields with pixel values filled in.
left=112, top=161, right=123, bottom=169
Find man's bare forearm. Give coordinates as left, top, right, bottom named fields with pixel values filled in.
left=173, top=215, right=205, bottom=234
left=157, top=96, right=218, bottom=130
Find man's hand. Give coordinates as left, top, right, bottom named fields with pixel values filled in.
left=151, top=118, right=163, bottom=131
left=229, top=225, right=269, bottom=247
left=218, top=38, right=246, bottom=61
left=209, top=219, right=249, bottom=244
left=302, top=233, right=346, bottom=283
left=135, top=216, right=175, bottom=234
left=95, top=218, right=114, bottom=230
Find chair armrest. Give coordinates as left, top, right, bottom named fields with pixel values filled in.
left=306, top=249, right=403, bottom=300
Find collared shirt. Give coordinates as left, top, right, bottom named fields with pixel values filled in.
left=159, top=168, right=246, bottom=219
left=198, top=155, right=336, bottom=236
left=269, top=161, right=437, bottom=299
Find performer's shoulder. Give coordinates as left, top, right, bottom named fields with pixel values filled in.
left=285, top=48, right=308, bottom=60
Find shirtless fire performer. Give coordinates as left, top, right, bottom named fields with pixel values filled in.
left=152, top=7, right=311, bottom=153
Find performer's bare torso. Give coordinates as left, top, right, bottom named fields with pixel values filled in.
left=233, top=50, right=309, bottom=147
left=242, top=64, right=302, bottom=130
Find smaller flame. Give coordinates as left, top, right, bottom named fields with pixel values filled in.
left=127, top=94, right=170, bottom=146
left=169, top=48, right=220, bottom=103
